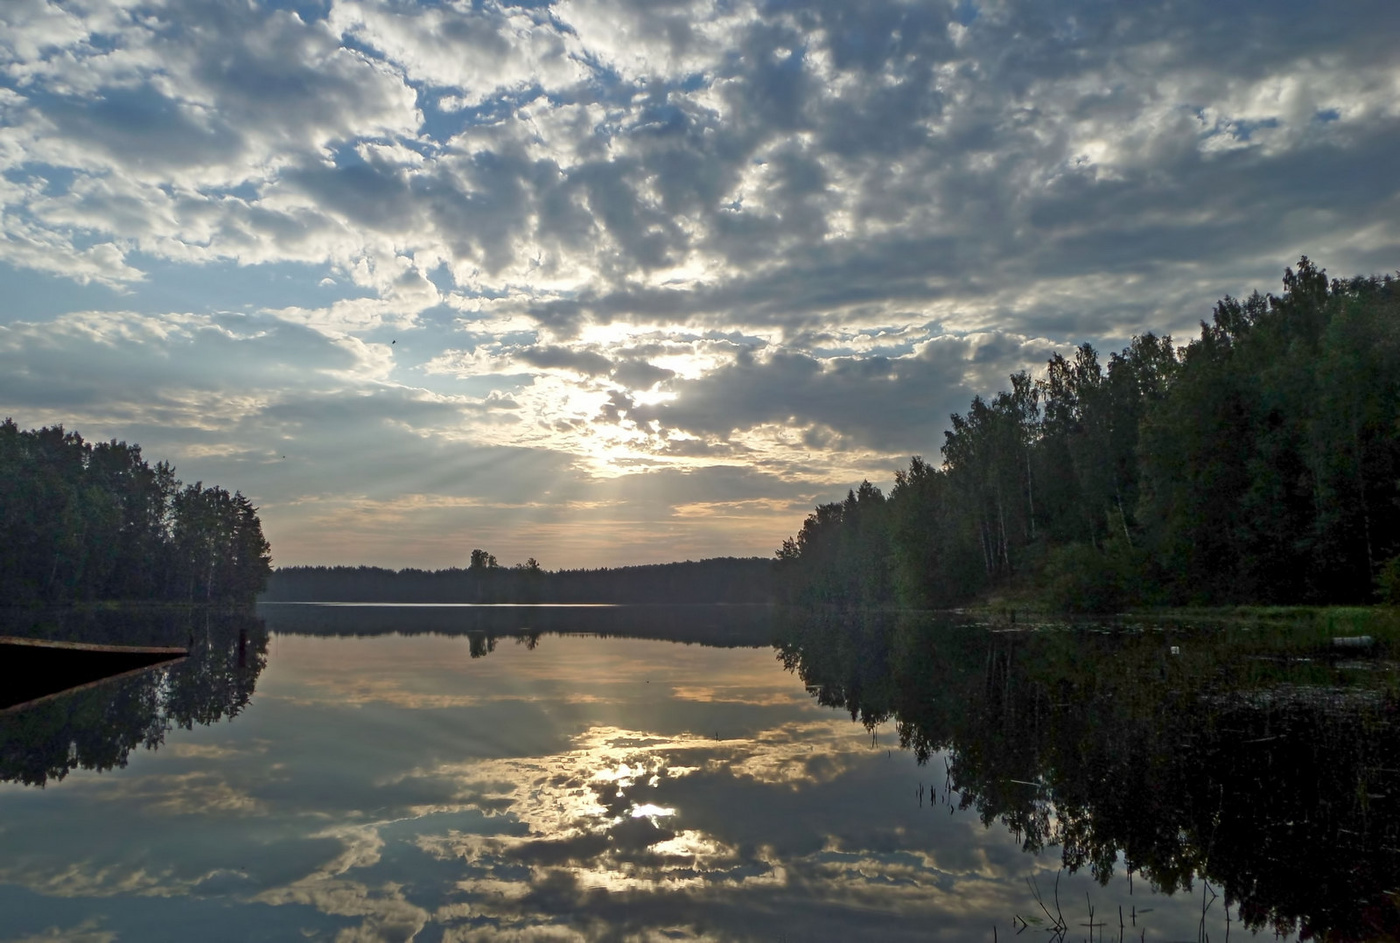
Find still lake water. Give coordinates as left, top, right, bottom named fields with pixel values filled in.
left=1, top=603, right=1396, bottom=941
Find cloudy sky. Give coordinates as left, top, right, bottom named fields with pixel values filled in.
left=1, top=0, right=1397, bottom=569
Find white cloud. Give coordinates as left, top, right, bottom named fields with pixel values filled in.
left=554, top=0, right=753, bottom=81
left=330, top=0, right=587, bottom=105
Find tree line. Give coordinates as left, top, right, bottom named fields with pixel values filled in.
left=777, top=258, right=1400, bottom=609
left=0, top=421, right=272, bottom=605
left=261, top=555, right=775, bottom=604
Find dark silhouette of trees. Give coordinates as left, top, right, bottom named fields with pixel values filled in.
left=774, top=481, right=891, bottom=607
left=261, top=556, right=775, bottom=604
left=776, top=258, right=1400, bottom=609
left=0, top=422, right=271, bottom=605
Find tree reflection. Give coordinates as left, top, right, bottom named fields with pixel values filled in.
left=0, top=610, right=267, bottom=787
left=776, top=610, right=1400, bottom=941
left=257, top=602, right=777, bottom=650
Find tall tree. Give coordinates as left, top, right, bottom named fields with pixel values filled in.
left=0, top=421, right=271, bottom=605
left=775, top=258, right=1400, bottom=610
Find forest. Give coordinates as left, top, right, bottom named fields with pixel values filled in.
left=261, top=556, right=774, bottom=604
left=0, top=421, right=272, bottom=605
left=777, top=258, right=1400, bottom=610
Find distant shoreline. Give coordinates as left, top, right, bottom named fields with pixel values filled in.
left=260, top=557, right=777, bottom=605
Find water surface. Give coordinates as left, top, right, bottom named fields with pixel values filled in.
left=2, top=604, right=1392, bottom=940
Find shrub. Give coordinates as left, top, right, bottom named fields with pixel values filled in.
left=1377, top=555, right=1400, bottom=606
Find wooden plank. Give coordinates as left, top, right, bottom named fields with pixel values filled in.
left=0, top=638, right=190, bottom=713
left=0, top=636, right=187, bottom=656
left=0, top=656, right=188, bottom=716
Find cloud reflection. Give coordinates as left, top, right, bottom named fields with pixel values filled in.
left=0, top=630, right=1250, bottom=941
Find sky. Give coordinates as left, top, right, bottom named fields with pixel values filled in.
left=1, top=0, right=1398, bottom=570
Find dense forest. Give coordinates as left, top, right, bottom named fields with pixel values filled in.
left=0, top=422, right=272, bottom=605
left=778, top=258, right=1400, bottom=609
left=261, top=556, right=775, bottom=604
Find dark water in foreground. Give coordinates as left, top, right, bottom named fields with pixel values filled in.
left=0, top=604, right=1396, bottom=941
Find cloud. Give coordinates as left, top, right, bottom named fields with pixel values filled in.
left=515, top=343, right=612, bottom=376
left=628, top=330, right=1056, bottom=453
left=0, top=0, right=1396, bottom=565
left=330, top=0, right=586, bottom=105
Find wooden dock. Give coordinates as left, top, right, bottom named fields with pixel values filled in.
left=0, top=636, right=188, bottom=714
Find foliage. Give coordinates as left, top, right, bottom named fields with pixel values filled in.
left=775, top=258, right=1400, bottom=610
left=1378, top=555, right=1400, bottom=607
left=263, top=556, right=775, bottom=604
left=773, top=481, right=891, bottom=607
left=1040, top=528, right=1146, bottom=614
left=0, top=421, right=271, bottom=605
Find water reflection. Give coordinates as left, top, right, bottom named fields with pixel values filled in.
left=0, top=608, right=267, bottom=786
left=0, top=605, right=1373, bottom=940
left=776, top=609, right=1400, bottom=940
left=258, top=600, right=778, bottom=649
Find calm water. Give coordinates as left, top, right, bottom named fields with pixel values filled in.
left=1, top=604, right=1395, bottom=941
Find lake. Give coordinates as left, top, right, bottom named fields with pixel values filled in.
left=1, top=603, right=1395, bottom=941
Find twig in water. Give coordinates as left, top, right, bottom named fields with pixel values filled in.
left=1080, top=891, right=1107, bottom=941
left=1054, top=871, right=1065, bottom=933
left=1025, top=875, right=1067, bottom=935
left=1198, top=878, right=1219, bottom=942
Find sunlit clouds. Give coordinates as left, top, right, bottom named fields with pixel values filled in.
left=1, top=0, right=1396, bottom=566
